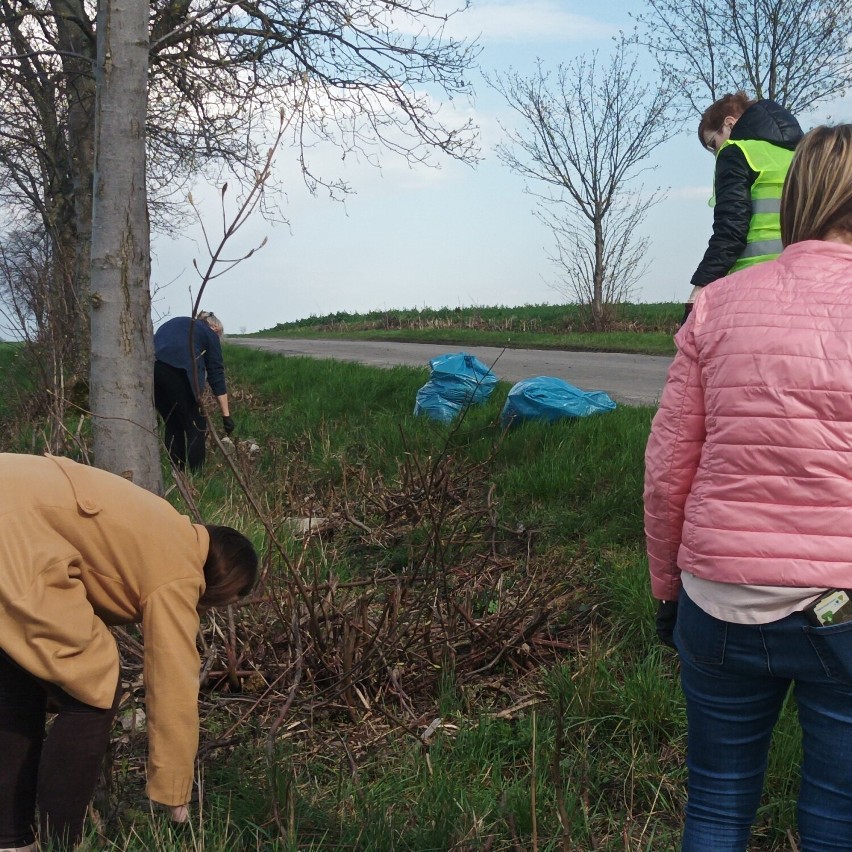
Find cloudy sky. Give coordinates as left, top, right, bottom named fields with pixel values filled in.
left=150, top=0, right=844, bottom=334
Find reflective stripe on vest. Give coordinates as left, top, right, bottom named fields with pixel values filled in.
left=739, top=238, right=784, bottom=259
left=716, top=139, right=795, bottom=273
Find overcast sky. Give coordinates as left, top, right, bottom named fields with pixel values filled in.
left=150, top=0, right=847, bottom=334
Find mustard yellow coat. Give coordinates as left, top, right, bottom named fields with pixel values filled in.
left=0, top=453, right=209, bottom=806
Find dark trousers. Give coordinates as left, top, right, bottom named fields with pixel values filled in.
left=154, top=360, right=208, bottom=472
left=0, top=650, right=121, bottom=849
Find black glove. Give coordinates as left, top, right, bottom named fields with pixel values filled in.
left=681, top=301, right=694, bottom=325
left=222, top=415, right=235, bottom=435
left=656, top=600, right=678, bottom=649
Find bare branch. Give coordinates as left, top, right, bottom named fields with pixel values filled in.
left=629, top=0, right=852, bottom=114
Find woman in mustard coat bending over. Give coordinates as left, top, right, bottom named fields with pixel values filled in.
left=0, top=454, right=258, bottom=850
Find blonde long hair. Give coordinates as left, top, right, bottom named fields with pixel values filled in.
left=781, top=125, right=852, bottom=246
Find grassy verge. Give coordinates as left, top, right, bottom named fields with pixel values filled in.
left=246, top=327, right=677, bottom=357
left=3, top=343, right=801, bottom=851
left=245, top=303, right=682, bottom=358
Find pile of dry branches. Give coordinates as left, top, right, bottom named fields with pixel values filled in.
left=111, top=438, right=594, bottom=827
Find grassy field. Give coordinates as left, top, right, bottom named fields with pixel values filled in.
left=247, top=303, right=683, bottom=358
left=0, top=339, right=803, bottom=851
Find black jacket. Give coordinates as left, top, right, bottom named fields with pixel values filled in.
left=690, top=100, right=803, bottom=288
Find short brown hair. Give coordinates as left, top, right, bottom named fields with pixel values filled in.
left=199, top=525, right=258, bottom=608
left=781, top=125, right=852, bottom=246
left=698, top=91, right=755, bottom=150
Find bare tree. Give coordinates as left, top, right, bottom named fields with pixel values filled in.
left=491, top=46, right=677, bottom=330
left=0, top=0, right=94, bottom=392
left=145, top=0, right=480, bottom=193
left=0, top=0, right=480, bottom=321
left=88, top=0, right=161, bottom=490
left=0, top=0, right=478, bottom=476
left=630, top=0, right=852, bottom=115
left=0, top=224, right=84, bottom=452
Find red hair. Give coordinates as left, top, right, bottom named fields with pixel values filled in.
left=698, top=91, right=755, bottom=150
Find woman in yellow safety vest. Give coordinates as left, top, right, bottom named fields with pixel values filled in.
left=683, top=92, right=803, bottom=321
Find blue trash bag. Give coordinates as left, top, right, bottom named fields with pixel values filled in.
left=414, top=352, right=499, bottom=421
left=413, top=381, right=463, bottom=422
left=501, top=376, right=616, bottom=427
left=427, top=352, right=498, bottom=405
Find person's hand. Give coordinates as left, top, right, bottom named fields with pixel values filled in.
left=167, top=804, right=190, bottom=823
left=656, top=599, right=678, bottom=649
left=222, top=415, right=235, bottom=434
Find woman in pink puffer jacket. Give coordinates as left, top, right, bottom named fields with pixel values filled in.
left=645, top=124, right=852, bottom=852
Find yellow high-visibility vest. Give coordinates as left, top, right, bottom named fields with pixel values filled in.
left=715, top=139, right=795, bottom=273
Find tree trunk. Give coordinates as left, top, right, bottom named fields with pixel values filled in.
left=89, top=0, right=162, bottom=493
left=592, top=215, right=605, bottom=331
left=53, top=0, right=97, bottom=361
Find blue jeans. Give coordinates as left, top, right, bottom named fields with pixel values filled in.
left=676, top=589, right=852, bottom=852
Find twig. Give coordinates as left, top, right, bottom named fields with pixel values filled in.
left=267, top=608, right=304, bottom=834
left=531, top=709, right=538, bottom=852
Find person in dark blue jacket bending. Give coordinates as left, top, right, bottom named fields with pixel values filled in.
left=154, top=311, right=235, bottom=472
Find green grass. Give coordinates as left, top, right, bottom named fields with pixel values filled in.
left=245, top=303, right=681, bottom=357
left=257, top=302, right=681, bottom=333
left=3, top=340, right=804, bottom=851
left=248, top=326, right=678, bottom=357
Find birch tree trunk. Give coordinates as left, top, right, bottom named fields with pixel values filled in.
left=89, top=0, right=162, bottom=493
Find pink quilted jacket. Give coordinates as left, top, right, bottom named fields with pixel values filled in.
left=645, top=239, right=852, bottom=600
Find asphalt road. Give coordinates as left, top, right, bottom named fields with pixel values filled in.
left=228, top=337, right=673, bottom=407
